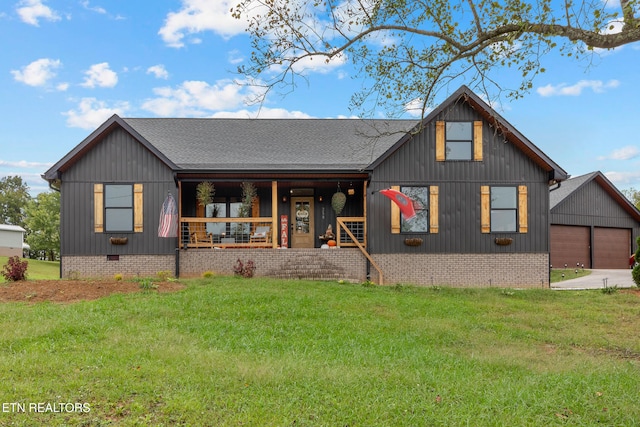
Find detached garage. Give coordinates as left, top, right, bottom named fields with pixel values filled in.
left=550, top=172, right=640, bottom=269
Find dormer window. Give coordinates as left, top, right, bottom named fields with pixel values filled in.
left=436, top=120, right=483, bottom=161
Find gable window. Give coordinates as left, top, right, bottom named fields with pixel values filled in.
left=446, top=122, right=473, bottom=160
left=390, top=185, right=439, bottom=234
left=480, top=185, right=528, bottom=233
left=436, top=121, right=483, bottom=161
left=94, top=183, right=143, bottom=233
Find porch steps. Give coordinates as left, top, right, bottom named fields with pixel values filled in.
left=265, top=254, right=355, bottom=282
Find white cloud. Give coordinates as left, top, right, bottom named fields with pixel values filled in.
left=63, top=97, right=129, bottom=129
left=11, top=58, right=62, bottom=87
left=289, top=53, right=348, bottom=74
left=80, top=1, right=106, bottom=14
left=403, top=98, right=435, bottom=118
left=158, top=0, right=247, bottom=48
left=603, top=170, right=640, bottom=188
left=141, top=79, right=261, bottom=116
left=228, top=50, right=244, bottom=65
left=597, top=146, right=640, bottom=161
left=0, top=160, right=53, bottom=169
left=536, top=79, right=620, bottom=97
left=81, top=63, right=118, bottom=88
left=211, top=107, right=313, bottom=119
left=16, top=0, right=60, bottom=26
left=147, top=64, right=169, bottom=79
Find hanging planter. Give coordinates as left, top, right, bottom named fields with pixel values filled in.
left=495, top=237, right=513, bottom=246
left=331, top=183, right=347, bottom=215
left=196, top=182, right=215, bottom=208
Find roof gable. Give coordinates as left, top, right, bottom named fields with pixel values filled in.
left=43, top=115, right=177, bottom=182
left=550, top=171, right=640, bottom=221
left=367, top=86, right=568, bottom=181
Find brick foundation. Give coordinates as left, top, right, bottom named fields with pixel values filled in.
left=60, top=251, right=550, bottom=288
left=179, top=248, right=368, bottom=282
left=62, top=255, right=175, bottom=279
left=372, top=253, right=550, bottom=288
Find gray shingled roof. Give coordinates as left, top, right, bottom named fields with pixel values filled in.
left=549, top=172, right=597, bottom=209
left=122, top=118, right=416, bottom=171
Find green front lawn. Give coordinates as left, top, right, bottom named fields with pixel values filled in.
left=0, top=277, right=638, bottom=426
left=0, top=256, right=59, bottom=282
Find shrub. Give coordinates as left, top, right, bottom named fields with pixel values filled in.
left=1, top=256, right=28, bottom=282
left=114, top=273, right=123, bottom=281
left=202, top=271, right=215, bottom=279
left=632, top=264, right=640, bottom=287
left=138, top=278, right=158, bottom=291
left=233, top=258, right=256, bottom=278
left=633, top=236, right=640, bottom=287
left=156, top=270, right=172, bottom=282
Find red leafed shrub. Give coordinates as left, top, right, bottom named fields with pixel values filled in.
left=233, top=258, right=256, bottom=278
left=1, top=256, right=28, bottom=282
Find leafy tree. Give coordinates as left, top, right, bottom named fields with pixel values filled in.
left=232, top=0, right=640, bottom=117
left=24, top=191, right=60, bottom=261
left=0, top=176, right=30, bottom=226
left=622, top=187, right=640, bottom=209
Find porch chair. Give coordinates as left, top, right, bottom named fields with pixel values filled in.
left=189, top=222, right=213, bottom=248
left=249, top=226, right=271, bottom=244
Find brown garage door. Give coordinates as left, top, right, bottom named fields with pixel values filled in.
left=550, top=225, right=591, bottom=269
left=593, top=227, right=631, bottom=269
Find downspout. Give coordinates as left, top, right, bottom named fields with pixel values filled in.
left=43, top=173, right=62, bottom=278
left=176, top=176, right=181, bottom=278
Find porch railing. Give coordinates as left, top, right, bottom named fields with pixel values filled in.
left=336, top=217, right=383, bottom=285
left=180, top=217, right=276, bottom=248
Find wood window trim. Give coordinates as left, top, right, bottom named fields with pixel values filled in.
left=481, top=185, right=528, bottom=233
left=94, top=183, right=104, bottom=233
left=390, top=185, right=439, bottom=234
left=94, top=183, right=143, bottom=233
left=436, top=120, right=483, bottom=161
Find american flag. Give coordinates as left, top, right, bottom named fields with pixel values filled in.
left=158, top=193, right=178, bottom=238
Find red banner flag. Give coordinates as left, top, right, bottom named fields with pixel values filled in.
left=380, top=188, right=417, bottom=220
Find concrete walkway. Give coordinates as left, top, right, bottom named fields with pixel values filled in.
left=551, top=269, right=637, bottom=290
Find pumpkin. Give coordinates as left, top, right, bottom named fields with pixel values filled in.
left=327, top=239, right=337, bottom=247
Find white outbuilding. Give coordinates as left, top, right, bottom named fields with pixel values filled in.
left=0, top=224, right=29, bottom=258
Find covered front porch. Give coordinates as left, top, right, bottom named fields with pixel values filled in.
left=177, top=177, right=369, bottom=251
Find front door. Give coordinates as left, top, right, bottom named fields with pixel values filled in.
left=291, top=197, right=315, bottom=248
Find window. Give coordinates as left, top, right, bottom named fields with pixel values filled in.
left=205, top=200, right=226, bottom=235
left=480, top=185, right=528, bottom=233
left=436, top=121, right=483, bottom=161
left=94, top=183, right=143, bottom=233
left=490, top=187, right=517, bottom=232
left=105, top=185, right=133, bottom=232
left=400, top=186, right=429, bottom=232
left=446, top=122, right=473, bottom=160
left=390, top=185, right=439, bottom=234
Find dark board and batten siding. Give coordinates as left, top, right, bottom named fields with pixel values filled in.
left=368, top=102, right=551, bottom=254
left=550, top=179, right=640, bottom=268
left=60, top=127, right=176, bottom=256
left=551, top=180, right=639, bottom=230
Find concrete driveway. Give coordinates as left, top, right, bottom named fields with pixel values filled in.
left=551, top=269, right=637, bottom=290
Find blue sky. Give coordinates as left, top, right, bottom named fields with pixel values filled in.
left=1, top=0, right=639, bottom=196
